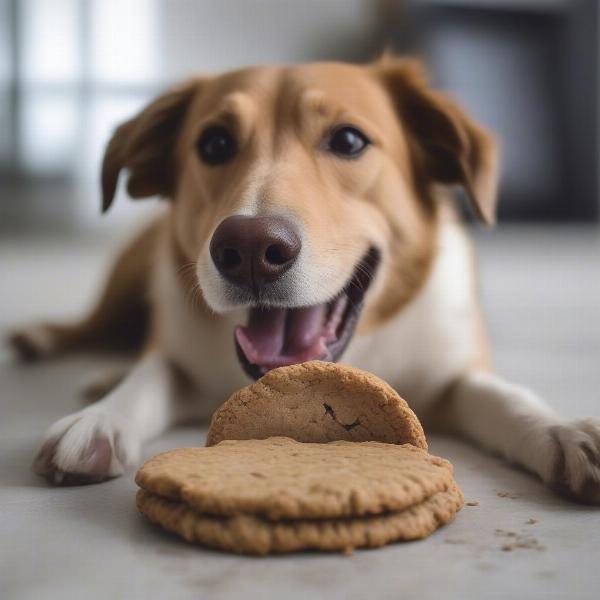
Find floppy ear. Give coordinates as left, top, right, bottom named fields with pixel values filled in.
left=101, top=80, right=199, bottom=213
left=376, top=59, right=499, bottom=225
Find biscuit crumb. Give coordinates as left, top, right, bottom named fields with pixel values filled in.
left=495, top=529, right=517, bottom=537
left=466, top=501, right=479, bottom=506
left=526, top=518, right=538, bottom=525
left=496, top=529, right=544, bottom=552
left=501, top=537, right=545, bottom=552
left=496, top=490, right=519, bottom=499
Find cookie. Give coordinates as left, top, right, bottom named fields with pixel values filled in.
left=206, top=361, right=427, bottom=449
left=136, top=485, right=463, bottom=555
left=135, top=437, right=455, bottom=520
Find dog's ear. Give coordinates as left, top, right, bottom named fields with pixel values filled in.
left=376, top=58, right=499, bottom=225
left=101, top=80, right=199, bottom=213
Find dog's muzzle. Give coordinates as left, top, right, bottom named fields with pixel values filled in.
left=208, top=215, right=380, bottom=379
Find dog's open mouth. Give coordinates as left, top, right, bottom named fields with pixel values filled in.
left=234, top=247, right=380, bottom=379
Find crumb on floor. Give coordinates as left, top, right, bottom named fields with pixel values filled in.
left=501, top=538, right=545, bottom=552
left=495, top=529, right=517, bottom=537
left=495, top=529, right=545, bottom=552
left=496, top=491, right=520, bottom=499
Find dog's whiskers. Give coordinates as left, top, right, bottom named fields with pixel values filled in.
left=177, top=262, right=197, bottom=275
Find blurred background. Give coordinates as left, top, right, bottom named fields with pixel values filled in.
left=0, top=0, right=598, bottom=234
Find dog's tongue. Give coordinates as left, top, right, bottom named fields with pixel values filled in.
left=235, top=305, right=329, bottom=370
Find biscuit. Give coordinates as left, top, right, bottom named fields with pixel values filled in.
left=206, top=361, right=427, bottom=449
left=135, top=437, right=456, bottom=520
left=136, top=485, right=464, bottom=555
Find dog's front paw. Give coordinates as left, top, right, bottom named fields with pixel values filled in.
left=33, top=409, right=140, bottom=485
left=546, top=419, right=600, bottom=504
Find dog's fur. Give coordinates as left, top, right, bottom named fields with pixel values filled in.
left=12, top=58, right=600, bottom=501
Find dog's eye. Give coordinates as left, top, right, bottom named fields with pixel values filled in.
left=327, top=126, right=370, bottom=158
left=196, top=125, right=236, bottom=165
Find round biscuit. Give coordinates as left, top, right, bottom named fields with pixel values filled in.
left=206, top=361, right=427, bottom=449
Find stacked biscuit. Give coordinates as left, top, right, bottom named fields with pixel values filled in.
left=136, top=361, right=463, bottom=554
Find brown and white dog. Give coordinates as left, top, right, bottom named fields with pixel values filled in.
left=12, top=58, right=600, bottom=501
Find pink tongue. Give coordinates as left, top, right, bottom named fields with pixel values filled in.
left=283, top=306, right=327, bottom=353
left=235, top=305, right=329, bottom=370
left=239, top=308, right=287, bottom=358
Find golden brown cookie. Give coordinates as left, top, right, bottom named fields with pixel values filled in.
left=135, top=437, right=455, bottom=520
left=136, top=485, right=464, bottom=555
left=206, top=361, right=427, bottom=449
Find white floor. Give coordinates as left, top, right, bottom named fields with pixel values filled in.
left=1, top=226, right=599, bottom=600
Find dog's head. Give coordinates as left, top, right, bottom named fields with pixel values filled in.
left=102, top=58, right=498, bottom=378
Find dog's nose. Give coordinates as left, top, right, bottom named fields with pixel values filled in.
left=210, top=215, right=301, bottom=288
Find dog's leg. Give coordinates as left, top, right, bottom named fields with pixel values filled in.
left=441, top=371, right=600, bottom=504
left=32, top=351, right=184, bottom=485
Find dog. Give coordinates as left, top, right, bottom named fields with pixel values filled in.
left=10, top=57, right=600, bottom=502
